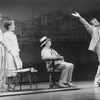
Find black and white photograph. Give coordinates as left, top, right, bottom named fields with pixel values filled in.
left=0, top=0, right=100, bottom=100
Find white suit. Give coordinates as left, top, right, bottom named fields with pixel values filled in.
left=41, top=47, right=74, bottom=83
left=80, top=18, right=100, bottom=51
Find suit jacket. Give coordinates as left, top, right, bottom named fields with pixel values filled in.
left=41, top=47, right=63, bottom=70
left=80, top=18, right=100, bottom=51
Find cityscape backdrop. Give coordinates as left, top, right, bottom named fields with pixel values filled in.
left=0, top=0, right=100, bottom=80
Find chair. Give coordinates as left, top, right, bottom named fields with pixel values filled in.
left=48, top=68, right=61, bottom=89
left=45, top=61, right=61, bottom=89
left=43, top=58, right=62, bottom=89
left=13, top=68, right=38, bottom=90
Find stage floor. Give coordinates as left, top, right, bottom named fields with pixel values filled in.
left=0, top=81, right=100, bottom=100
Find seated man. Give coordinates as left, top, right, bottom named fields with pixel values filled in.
left=40, top=36, right=75, bottom=88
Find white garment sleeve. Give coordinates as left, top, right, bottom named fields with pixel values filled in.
left=41, top=48, right=56, bottom=59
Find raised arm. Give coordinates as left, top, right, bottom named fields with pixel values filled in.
left=71, top=12, right=93, bottom=34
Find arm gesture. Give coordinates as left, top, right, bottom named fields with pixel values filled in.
left=71, top=12, right=93, bottom=34
left=71, top=12, right=81, bottom=18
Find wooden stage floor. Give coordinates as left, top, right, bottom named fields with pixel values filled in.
left=0, top=81, right=100, bottom=100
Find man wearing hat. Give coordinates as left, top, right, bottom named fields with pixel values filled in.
left=40, top=36, right=75, bottom=88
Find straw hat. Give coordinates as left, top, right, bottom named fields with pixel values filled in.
left=40, top=36, right=51, bottom=47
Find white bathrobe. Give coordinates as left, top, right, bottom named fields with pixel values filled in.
left=3, top=31, right=22, bottom=77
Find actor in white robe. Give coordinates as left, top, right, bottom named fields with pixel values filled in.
left=3, top=20, right=22, bottom=90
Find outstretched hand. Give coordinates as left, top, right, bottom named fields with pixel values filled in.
left=71, top=12, right=80, bottom=17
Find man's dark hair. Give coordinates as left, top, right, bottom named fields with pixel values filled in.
left=90, top=18, right=97, bottom=25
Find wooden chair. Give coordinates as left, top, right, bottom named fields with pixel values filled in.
left=48, top=68, right=61, bottom=89
left=13, top=68, right=38, bottom=90
left=43, top=57, right=62, bottom=89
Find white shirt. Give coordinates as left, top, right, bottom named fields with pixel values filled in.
left=41, top=47, right=63, bottom=69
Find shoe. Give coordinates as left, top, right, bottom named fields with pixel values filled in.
left=7, top=86, right=13, bottom=91
left=67, top=82, right=76, bottom=87
left=94, top=81, right=100, bottom=87
left=59, top=83, right=68, bottom=88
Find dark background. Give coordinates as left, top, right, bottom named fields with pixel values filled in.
left=1, top=0, right=100, bottom=82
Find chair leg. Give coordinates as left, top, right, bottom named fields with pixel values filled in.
left=49, top=72, right=59, bottom=89
left=26, top=72, right=33, bottom=90
left=49, top=73, right=54, bottom=89
left=20, top=73, right=22, bottom=90
left=13, top=74, right=19, bottom=90
left=34, top=73, right=38, bottom=89
left=27, top=72, right=38, bottom=90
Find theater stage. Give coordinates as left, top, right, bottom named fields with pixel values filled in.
left=0, top=81, right=100, bottom=100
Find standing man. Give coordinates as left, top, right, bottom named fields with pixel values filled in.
left=72, top=12, right=100, bottom=87
left=40, top=36, right=75, bottom=88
